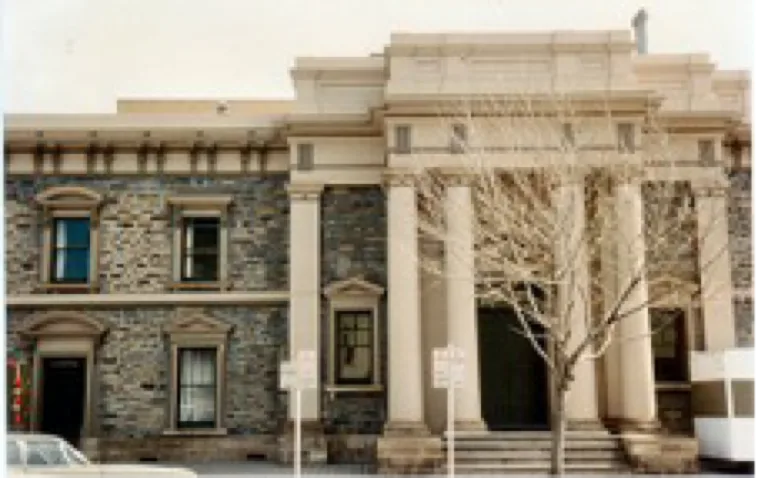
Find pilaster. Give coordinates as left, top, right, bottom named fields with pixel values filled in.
left=283, top=182, right=326, bottom=463
left=693, top=179, right=736, bottom=350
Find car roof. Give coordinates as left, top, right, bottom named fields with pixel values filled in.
left=7, top=433, right=64, bottom=442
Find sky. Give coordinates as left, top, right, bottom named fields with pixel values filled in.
left=2, top=0, right=754, bottom=114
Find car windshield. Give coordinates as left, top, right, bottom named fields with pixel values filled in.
left=7, top=440, right=22, bottom=465
left=25, top=439, right=88, bottom=466
left=61, top=441, right=89, bottom=465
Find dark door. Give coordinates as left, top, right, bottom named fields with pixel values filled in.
left=41, top=358, right=86, bottom=446
left=478, top=306, right=549, bottom=430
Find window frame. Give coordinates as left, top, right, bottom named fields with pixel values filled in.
left=617, top=122, right=636, bottom=154
left=334, top=309, right=375, bottom=386
left=297, top=143, right=314, bottom=171
left=451, top=122, right=468, bottom=154
left=323, top=277, right=384, bottom=393
left=35, top=186, right=103, bottom=293
left=561, top=123, right=576, bottom=149
left=180, top=217, right=221, bottom=283
left=394, top=124, right=412, bottom=154
left=176, top=347, right=218, bottom=429
left=50, top=217, right=92, bottom=285
left=167, top=196, right=232, bottom=291
left=698, top=139, right=716, bottom=164
left=164, top=311, right=232, bottom=435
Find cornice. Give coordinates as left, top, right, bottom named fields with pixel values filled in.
left=5, top=144, right=291, bottom=177
left=383, top=90, right=664, bottom=116
left=386, top=31, right=634, bottom=56
left=657, top=110, right=741, bottom=132
left=7, top=291, right=290, bottom=308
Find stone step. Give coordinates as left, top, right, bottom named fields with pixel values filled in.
left=450, top=449, right=623, bottom=462
left=442, top=468, right=628, bottom=475
left=443, top=439, right=620, bottom=451
left=444, top=430, right=616, bottom=440
left=442, top=462, right=625, bottom=471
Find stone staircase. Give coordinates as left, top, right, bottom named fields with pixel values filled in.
left=441, top=430, right=629, bottom=474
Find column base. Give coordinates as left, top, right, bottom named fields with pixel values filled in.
left=444, top=420, right=488, bottom=437
left=566, top=419, right=607, bottom=432
left=620, top=432, right=699, bottom=473
left=377, top=421, right=443, bottom=474
left=617, top=418, right=661, bottom=433
left=276, top=420, right=327, bottom=465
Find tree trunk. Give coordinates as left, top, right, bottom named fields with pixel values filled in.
left=550, top=386, right=567, bottom=476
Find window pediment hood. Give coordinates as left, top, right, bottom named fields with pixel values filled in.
left=35, top=186, right=103, bottom=207
left=20, top=311, right=107, bottom=339
left=323, top=276, right=385, bottom=299
left=164, top=311, right=233, bottom=336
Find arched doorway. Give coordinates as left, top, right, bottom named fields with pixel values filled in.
left=478, top=305, right=549, bottom=430
left=20, top=311, right=107, bottom=447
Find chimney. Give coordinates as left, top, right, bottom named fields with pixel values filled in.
left=632, top=8, right=648, bottom=54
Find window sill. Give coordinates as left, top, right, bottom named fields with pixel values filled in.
left=325, top=384, right=384, bottom=394
left=168, top=282, right=227, bottom=292
left=38, top=283, right=99, bottom=294
left=655, top=382, right=691, bottom=391
left=162, top=427, right=228, bottom=437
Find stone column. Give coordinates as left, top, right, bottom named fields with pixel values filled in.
left=377, top=170, right=442, bottom=474
left=552, top=172, right=600, bottom=428
left=443, top=174, right=485, bottom=431
left=385, top=173, right=425, bottom=428
left=599, top=179, right=623, bottom=424
left=280, top=182, right=326, bottom=463
left=614, top=170, right=658, bottom=430
left=693, top=179, right=736, bottom=350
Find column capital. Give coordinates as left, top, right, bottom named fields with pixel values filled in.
left=609, top=164, right=645, bottom=185
left=286, top=182, right=324, bottom=201
left=437, top=168, right=478, bottom=187
left=691, top=178, right=729, bottom=198
left=382, top=169, right=416, bottom=187
left=553, top=166, right=589, bottom=187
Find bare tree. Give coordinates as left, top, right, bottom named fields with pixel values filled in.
left=404, top=94, right=725, bottom=475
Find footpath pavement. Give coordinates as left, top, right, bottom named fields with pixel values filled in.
left=181, top=462, right=756, bottom=478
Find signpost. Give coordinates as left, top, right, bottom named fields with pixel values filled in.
left=280, top=350, right=317, bottom=478
left=433, top=344, right=465, bottom=478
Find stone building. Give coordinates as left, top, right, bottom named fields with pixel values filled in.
left=4, top=30, right=752, bottom=472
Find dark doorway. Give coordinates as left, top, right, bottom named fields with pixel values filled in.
left=40, top=358, right=86, bottom=446
left=478, top=306, right=549, bottom=430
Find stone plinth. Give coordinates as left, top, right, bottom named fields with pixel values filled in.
left=621, top=433, right=699, bottom=473
left=276, top=421, right=328, bottom=465
left=376, top=422, right=443, bottom=474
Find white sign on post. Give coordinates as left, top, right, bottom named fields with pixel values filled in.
left=297, top=350, right=318, bottom=389
left=433, top=344, right=465, bottom=478
left=279, top=349, right=318, bottom=478
left=433, top=345, right=465, bottom=389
